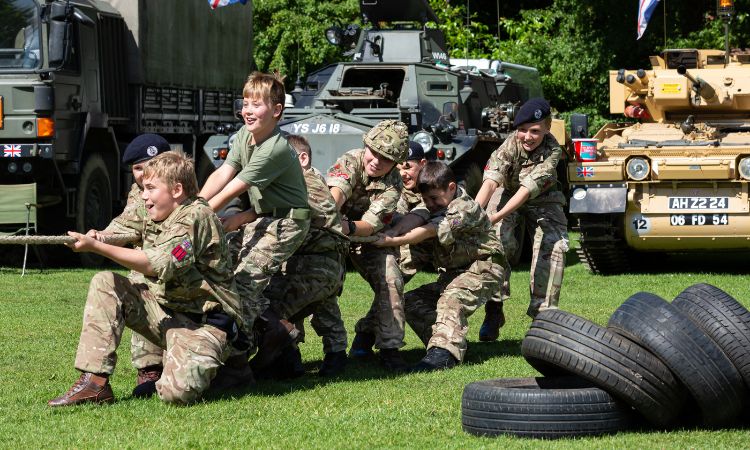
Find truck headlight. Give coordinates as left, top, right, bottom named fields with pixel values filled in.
left=413, top=131, right=435, bottom=153
left=738, top=157, right=750, bottom=180
left=626, top=157, right=650, bottom=181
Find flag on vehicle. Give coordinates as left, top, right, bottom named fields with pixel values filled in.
left=637, top=0, right=661, bottom=40
left=208, top=0, right=247, bottom=9
left=3, top=144, right=21, bottom=158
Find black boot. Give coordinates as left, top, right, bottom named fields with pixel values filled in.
left=479, top=301, right=506, bottom=342
left=318, top=350, right=347, bottom=377
left=379, top=348, right=408, bottom=372
left=250, top=309, right=298, bottom=372
left=349, top=332, right=376, bottom=358
left=411, top=347, right=458, bottom=373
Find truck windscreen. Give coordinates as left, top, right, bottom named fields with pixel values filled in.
left=0, top=0, right=41, bottom=70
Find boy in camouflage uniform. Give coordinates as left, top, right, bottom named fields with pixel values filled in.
left=374, top=161, right=506, bottom=371
left=49, top=151, right=244, bottom=406
left=199, top=72, right=310, bottom=364
left=327, top=119, right=409, bottom=371
left=85, top=133, right=170, bottom=395
left=259, top=135, right=349, bottom=377
left=475, top=98, right=569, bottom=332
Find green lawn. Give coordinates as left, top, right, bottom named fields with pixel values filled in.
left=1, top=236, right=750, bottom=448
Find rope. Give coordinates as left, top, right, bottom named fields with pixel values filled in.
left=0, top=233, right=140, bottom=245
left=349, top=235, right=380, bottom=244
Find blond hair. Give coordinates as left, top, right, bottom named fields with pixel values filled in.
left=143, top=150, right=199, bottom=197
left=242, top=71, right=286, bottom=110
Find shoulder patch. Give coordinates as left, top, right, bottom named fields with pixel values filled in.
left=171, top=238, right=192, bottom=262
left=328, top=171, right=350, bottom=180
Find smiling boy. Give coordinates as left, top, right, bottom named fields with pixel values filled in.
left=49, top=151, right=244, bottom=406
left=374, top=161, right=506, bottom=371
left=474, top=98, right=569, bottom=333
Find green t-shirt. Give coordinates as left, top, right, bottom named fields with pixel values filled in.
left=225, top=125, right=308, bottom=213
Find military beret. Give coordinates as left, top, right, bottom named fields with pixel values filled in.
left=513, top=97, right=551, bottom=127
left=406, top=141, right=425, bottom=161
left=122, top=134, right=171, bottom=165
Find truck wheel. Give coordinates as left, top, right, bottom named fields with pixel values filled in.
left=607, top=292, right=747, bottom=426
left=672, top=283, right=750, bottom=391
left=76, top=154, right=112, bottom=267
left=461, top=376, right=638, bottom=438
left=522, top=309, right=686, bottom=428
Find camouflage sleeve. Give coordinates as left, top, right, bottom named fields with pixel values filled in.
left=361, top=172, right=400, bottom=232
left=433, top=196, right=478, bottom=246
left=142, top=215, right=198, bottom=282
left=482, top=142, right=510, bottom=188
left=519, top=140, right=562, bottom=199
left=103, top=183, right=146, bottom=237
left=326, top=152, right=359, bottom=200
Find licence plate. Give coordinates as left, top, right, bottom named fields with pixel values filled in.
left=670, top=214, right=728, bottom=226
left=668, top=197, right=728, bottom=210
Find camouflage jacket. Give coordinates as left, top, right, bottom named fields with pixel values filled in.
left=141, top=197, right=243, bottom=328
left=483, top=131, right=565, bottom=205
left=104, top=183, right=147, bottom=245
left=299, top=167, right=349, bottom=255
left=395, top=188, right=430, bottom=222
left=427, top=187, right=505, bottom=270
left=326, top=148, right=402, bottom=232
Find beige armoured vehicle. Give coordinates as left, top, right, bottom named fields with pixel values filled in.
left=568, top=47, right=750, bottom=274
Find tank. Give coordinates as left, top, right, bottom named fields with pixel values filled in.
left=205, top=0, right=558, bottom=182
left=568, top=47, right=750, bottom=274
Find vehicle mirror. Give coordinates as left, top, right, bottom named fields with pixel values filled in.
left=48, top=20, right=70, bottom=67
left=233, top=99, right=243, bottom=120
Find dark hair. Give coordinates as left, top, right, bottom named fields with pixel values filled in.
left=417, top=161, right=455, bottom=192
left=287, top=134, right=311, bottom=158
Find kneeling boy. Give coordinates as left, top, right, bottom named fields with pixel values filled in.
left=374, top=161, right=506, bottom=371
left=49, top=151, right=245, bottom=406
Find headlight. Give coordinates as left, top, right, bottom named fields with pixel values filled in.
left=626, top=157, right=650, bottom=181
left=738, top=157, right=750, bottom=180
left=412, top=131, right=435, bottom=153
left=325, top=27, right=342, bottom=45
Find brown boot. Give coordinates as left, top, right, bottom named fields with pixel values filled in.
left=48, top=372, right=114, bottom=407
left=132, top=364, right=163, bottom=398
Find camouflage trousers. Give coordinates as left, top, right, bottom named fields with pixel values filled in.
left=399, top=241, right=433, bottom=284
left=350, top=244, right=405, bottom=349
left=405, top=258, right=504, bottom=362
left=493, top=202, right=568, bottom=317
left=229, top=216, right=310, bottom=331
left=74, top=272, right=230, bottom=404
left=263, top=251, right=348, bottom=354
left=127, top=271, right=164, bottom=369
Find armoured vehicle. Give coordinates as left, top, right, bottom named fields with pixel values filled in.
left=204, top=0, right=564, bottom=183
left=0, top=0, right=252, bottom=265
left=568, top=45, right=750, bottom=274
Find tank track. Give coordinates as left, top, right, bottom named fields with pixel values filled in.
left=575, top=214, right=633, bottom=275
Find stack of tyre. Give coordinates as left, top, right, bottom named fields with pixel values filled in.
left=462, top=283, right=750, bottom=439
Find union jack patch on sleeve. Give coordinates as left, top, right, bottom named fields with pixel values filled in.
left=171, top=239, right=192, bottom=262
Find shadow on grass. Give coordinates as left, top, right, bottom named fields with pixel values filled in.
left=205, top=339, right=523, bottom=401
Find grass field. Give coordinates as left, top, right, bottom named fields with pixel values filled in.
left=1, top=236, right=750, bottom=448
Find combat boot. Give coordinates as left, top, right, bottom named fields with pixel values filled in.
left=48, top=372, right=115, bottom=407
left=379, top=348, right=408, bottom=372
left=410, top=347, right=458, bottom=373
left=479, top=301, right=506, bottom=342
left=349, top=331, right=375, bottom=358
left=132, top=364, right=163, bottom=398
left=318, top=350, right=347, bottom=377
left=250, top=309, right=299, bottom=372
left=210, top=352, right=255, bottom=391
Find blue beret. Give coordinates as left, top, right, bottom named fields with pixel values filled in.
left=513, top=97, right=551, bottom=127
left=122, top=134, right=170, bottom=165
left=407, top=141, right=425, bottom=161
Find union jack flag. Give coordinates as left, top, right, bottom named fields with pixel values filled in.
left=3, top=144, right=21, bottom=157
left=576, top=166, right=594, bottom=178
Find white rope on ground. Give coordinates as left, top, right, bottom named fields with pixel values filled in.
left=0, top=233, right=140, bottom=245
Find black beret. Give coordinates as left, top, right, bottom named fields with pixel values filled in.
left=122, top=134, right=171, bottom=165
left=513, top=97, right=551, bottom=127
left=407, top=141, right=425, bottom=161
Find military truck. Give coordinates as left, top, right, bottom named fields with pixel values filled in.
left=204, top=0, right=563, bottom=186
left=0, top=0, right=252, bottom=265
left=568, top=44, right=750, bottom=274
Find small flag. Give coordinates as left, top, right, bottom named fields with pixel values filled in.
left=637, top=0, right=661, bottom=40
left=3, top=144, right=21, bottom=157
left=576, top=166, right=594, bottom=178
left=208, top=0, right=247, bottom=9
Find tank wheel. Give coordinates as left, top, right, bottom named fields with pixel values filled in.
left=576, top=213, right=633, bottom=275
left=76, top=154, right=112, bottom=267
